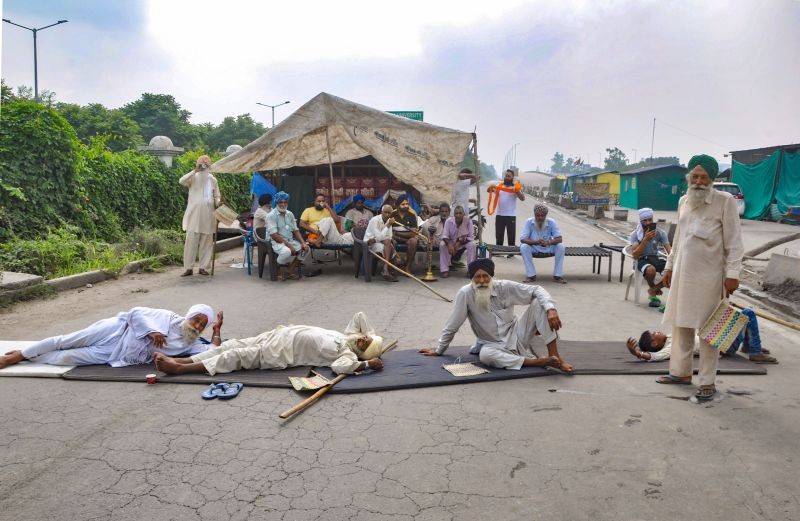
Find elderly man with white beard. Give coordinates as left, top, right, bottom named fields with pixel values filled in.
left=0, top=305, right=219, bottom=368
left=180, top=155, right=221, bottom=276
left=154, top=312, right=385, bottom=376
left=419, top=258, right=574, bottom=372
left=659, top=154, right=744, bottom=402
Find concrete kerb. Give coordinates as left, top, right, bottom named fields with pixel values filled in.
left=3, top=237, right=244, bottom=298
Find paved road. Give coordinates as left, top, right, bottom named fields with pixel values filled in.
left=1, top=196, right=798, bottom=521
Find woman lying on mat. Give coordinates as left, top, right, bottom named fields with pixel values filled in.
left=155, top=312, right=386, bottom=376
left=627, top=308, right=777, bottom=364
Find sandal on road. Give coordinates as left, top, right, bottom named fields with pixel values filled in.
left=218, top=382, right=244, bottom=400
left=202, top=383, right=228, bottom=400
left=749, top=354, right=778, bottom=364
left=695, top=385, right=716, bottom=401
left=656, top=375, right=692, bottom=385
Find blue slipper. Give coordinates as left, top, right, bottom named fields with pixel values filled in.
left=218, top=382, right=243, bottom=399
left=201, top=383, right=229, bottom=400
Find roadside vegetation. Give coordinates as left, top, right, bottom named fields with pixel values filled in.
left=0, top=92, right=250, bottom=282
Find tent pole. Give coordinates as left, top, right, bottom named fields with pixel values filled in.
left=325, top=126, right=336, bottom=205
left=472, top=133, right=484, bottom=245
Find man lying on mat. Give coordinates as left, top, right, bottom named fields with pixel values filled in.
left=419, top=258, right=574, bottom=372
left=627, top=308, right=777, bottom=364
left=0, top=305, right=219, bottom=369
left=155, top=311, right=385, bottom=376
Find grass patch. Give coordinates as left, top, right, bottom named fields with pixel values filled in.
left=0, top=227, right=184, bottom=280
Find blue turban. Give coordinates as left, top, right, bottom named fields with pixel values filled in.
left=687, top=154, right=719, bottom=179
left=468, top=258, right=495, bottom=279
left=353, top=194, right=366, bottom=203
left=274, top=191, right=290, bottom=203
left=396, top=194, right=408, bottom=206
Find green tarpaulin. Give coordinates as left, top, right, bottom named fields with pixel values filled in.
left=776, top=151, right=800, bottom=214
left=732, top=151, right=780, bottom=220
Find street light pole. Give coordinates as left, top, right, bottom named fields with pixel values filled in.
left=2, top=18, right=68, bottom=102
left=256, top=100, right=291, bottom=127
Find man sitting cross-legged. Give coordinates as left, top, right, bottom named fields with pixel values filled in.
left=155, top=312, right=385, bottom=376
left=439, top=205, right=476, bottom=278
left=364, top=204, right=399, bottom=282
left=268, top=191, right=310, bottom=280
left=0, top=305, right=219, bottom=369
left=299, top=194, right=353, bottom=247
left=419, top=258, right=574, bottom=372
left=390, top=194, right=421, bottom=273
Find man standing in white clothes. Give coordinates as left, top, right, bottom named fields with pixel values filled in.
left=179, top=155, right=221, bottom=276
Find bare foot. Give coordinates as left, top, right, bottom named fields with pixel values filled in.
left=154, top=353, right=184, bottom=375
left=558, top=359, right=575, bottom=373
left=0, top=350, right=25, bottom=369
left=521, top=356, right=560, bottom=368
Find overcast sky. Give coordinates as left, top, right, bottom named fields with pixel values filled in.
left=2, top=0, right=798, bottom=171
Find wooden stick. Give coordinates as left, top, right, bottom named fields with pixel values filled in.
left=211, top=220, right=219, bottom=276
left=325, top=125, right=337, bottom=206
left=730, top=300, right=800, bottom=332
left=279, top=340, right=398, bottom=419
left=279, top=373, right=347, bottom=419
left=472, top=132, right=484, bottom=245
left=368, top=248, right=452, bottom=302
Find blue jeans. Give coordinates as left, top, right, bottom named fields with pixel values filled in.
left=726, top=308, right=761, bottom=356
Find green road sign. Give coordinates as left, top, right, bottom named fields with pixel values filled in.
left=387, top=111, right=423, bottom=121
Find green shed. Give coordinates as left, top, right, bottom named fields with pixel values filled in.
left=619, top=165, right=687, bottom=211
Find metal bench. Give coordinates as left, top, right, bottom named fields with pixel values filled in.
left=486, top=244, right=613, bottom=281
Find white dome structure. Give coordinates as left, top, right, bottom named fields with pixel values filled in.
left=225, top=144, right=243, bottom=156
left=137, top=135, right=185, bottom=167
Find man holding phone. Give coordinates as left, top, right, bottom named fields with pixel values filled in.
left=630, top=208, right=671, bottom=307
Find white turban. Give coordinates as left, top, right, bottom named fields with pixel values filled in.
left=185, top=304, right=214, bottom=329
left=634, top=208, right=654, bottom=241
left=358, top=335, right=384, bottom=360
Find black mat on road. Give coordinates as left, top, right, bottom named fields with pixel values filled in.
left=63, top=362, right=311, bottom=387
left=316, top=340, right=766, bottom=394
left=61, top=340, right=765, bottom=392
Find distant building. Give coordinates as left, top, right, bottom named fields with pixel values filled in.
left=619, top=164, right=687, bottom=211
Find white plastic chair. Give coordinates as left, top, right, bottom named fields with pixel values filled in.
left=624, top=244, right=667, bottom=304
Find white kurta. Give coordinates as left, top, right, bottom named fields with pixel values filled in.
left=191, top=312, right=376, bottom=375
left=180, top=170, right=221, bottom=234
left=663, top=189, right=744, bottom=329
left=436, top=280, right=557, bottom=370
left=20, top=307, right=208, bottom=367
left=364, top=214, right=393, bottom=254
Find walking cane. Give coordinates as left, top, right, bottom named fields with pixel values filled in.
left=280, top=340, right=398, bottom=419
left=368, top=249, right=452, bottom=302
left=211, top=219, right=219, bottom=276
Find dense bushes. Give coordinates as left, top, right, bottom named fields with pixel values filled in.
left=0, top=101, right=81, bottom=241
left=0, top=100, right=252, bottom=244
left=0, top=227, right=185, bottom=279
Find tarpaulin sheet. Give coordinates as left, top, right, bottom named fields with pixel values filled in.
left=732, top=150, right=780, bottom=219
left=776, top=151, right=800, bottom=214
left=212, top=93, right=473, bottom=203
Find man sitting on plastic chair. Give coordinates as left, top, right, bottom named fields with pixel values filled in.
left=630, top=208, right=671, bottom=308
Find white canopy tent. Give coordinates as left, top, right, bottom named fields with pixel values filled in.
left=211, top=92, right=475, bottom=203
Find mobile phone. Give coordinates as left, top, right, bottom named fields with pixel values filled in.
left=645, top=223, right=657, bottom=232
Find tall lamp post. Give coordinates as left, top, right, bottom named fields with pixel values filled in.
left=2, top=18, right=68, bottom=102
left=256, top=100, right=291, bottom=127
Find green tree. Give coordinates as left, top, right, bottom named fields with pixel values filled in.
left=604, top=147, right=628, bottom=171
left=625, top=156, right=681, bottom=171
left=204, top=114, right=267, bottom=152
left=122, top=93, right=199, bottom=148
left=56, top=102, right=144, bottom=152
left=551, top=152, right=565, bottom=173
